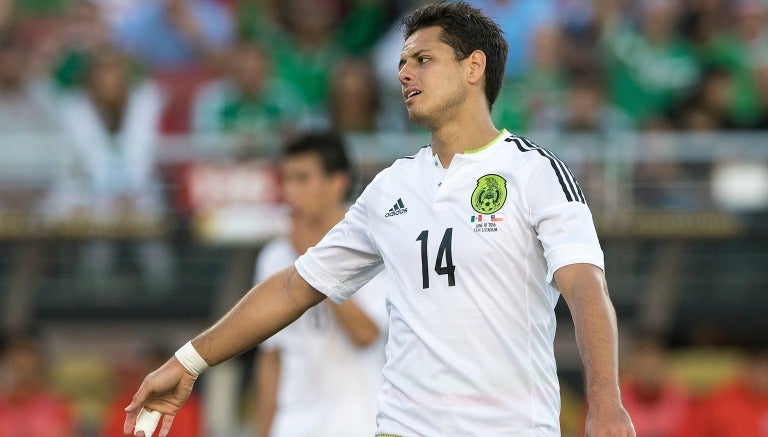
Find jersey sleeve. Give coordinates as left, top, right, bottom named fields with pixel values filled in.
left=295, top=185, right=384, bottom=304
left=524, top=153, right=604, bottom=283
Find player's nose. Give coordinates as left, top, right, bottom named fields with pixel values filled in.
left=398, top=64, right=413, bottom=85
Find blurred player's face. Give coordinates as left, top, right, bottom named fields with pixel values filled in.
left=398, top=26, right=469, bottom=130
left=530, top=26, right=561, bottom=71
left=285, top=0, right=341, bottom=41
left=641, top=1, right=679, bottom=41
left=737, top=4, right=766, bottom=40
left=89, top=58, right=128, bottom=107
left=631, top=346, right=666, bottom=392
left=281, top=153, right=344, bottom=221
left=332, top=61, right=377, bottom=131
left=0, top=44, right=24, bottom=89
left=232, top=46, right=269, bottom=97
left=3, top=346, right=43, bottom=393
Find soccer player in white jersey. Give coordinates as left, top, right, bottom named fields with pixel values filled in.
left=252, top=132, right=387, bottom=437
left=124, top=2, right=636, bottom=436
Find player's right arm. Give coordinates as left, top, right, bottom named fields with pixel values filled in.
left=124, top=265, right=325, bottom=437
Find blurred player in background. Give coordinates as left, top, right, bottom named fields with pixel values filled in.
left=0, top=331, right=77, bottom=437
left=252, top=132, right=387, bottom=437
left=124, top=2, right=634, bottom=436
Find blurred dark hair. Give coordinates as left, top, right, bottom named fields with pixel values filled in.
left=401, top=1, right=508, bottom=110
left=283, top=131, right=351, bottom=176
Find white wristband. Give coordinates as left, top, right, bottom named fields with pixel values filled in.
left=174, top=341, right=209, bottom=376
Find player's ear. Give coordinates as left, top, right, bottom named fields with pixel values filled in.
left=466, top=50, right=486, bottom=86
left=330, top=171, right=350, bottom=200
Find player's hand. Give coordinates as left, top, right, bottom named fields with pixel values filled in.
left=123, top=357, right=197, bottom=437
left=584, top=403, right=635, bottom=437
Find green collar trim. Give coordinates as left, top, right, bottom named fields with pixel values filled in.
left=464, top=129, right=507, bottom=154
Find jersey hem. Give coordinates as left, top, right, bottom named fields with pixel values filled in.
left=294, top=254, right=349, bottom=304
left=545, top=244, right=605, bottom=283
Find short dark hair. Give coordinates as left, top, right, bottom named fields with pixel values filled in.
left=283, top=131, right=351, bottom=176
left=401, top=1, right=508, bottom=109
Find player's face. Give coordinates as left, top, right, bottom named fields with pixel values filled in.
left=281, top=153, right=340, bottom=221
left=398, top=26, right=469, bottom=129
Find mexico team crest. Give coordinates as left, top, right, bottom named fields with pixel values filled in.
left=471, top=174, right=507, bottom=214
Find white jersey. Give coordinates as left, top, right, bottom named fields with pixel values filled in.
left=255, top=237, right=388, bottom=437
left=295, top=130, right=604, bottom=436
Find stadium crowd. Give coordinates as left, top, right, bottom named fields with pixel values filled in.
left=1, top=0, right=768, bottom=436
left=3, top=0, right=768, bottom=139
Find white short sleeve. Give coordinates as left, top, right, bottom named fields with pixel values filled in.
left=524, top=155, right=604, bottom=283
left=295, top=187, right=384, bottom=304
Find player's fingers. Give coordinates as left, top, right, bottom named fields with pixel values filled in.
left=158, top=413, right=176, bottom=437
left=125, top=381, right=153, bottom=413
left=124, top=409, right=139, bottom=436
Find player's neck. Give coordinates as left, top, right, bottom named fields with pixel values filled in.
left=429, top=111, right=499, bottom=168
left=315, top=204, right=347, bottom=232
left=289, top=204, right=347, bottom=255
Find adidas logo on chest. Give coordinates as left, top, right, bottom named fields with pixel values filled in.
left=384, top=198, right=408, bottom=217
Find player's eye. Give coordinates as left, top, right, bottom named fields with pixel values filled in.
left=418, top=57, right=430, bottom=64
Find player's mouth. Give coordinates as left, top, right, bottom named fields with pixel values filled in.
left=404, top=88, right=422, bottom=104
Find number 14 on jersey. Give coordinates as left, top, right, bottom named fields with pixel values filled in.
left=416, top=228, right=456, bottom=289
